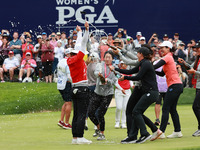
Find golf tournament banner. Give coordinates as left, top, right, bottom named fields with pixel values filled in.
left=0, top=0, right=200, bottom=42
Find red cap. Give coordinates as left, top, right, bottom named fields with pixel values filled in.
left=8, top=51, right=14, bottom=55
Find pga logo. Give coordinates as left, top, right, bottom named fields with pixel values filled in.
left=56, top=5, right=118, bottom=24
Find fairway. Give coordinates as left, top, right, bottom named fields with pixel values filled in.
left=0, top=105, right=200, bottom=150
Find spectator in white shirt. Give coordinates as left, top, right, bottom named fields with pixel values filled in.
left=54, top=41, right=65, bottom=62
left=2, top=51, right=19, bottom=81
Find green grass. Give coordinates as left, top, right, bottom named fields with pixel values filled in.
left=0, top=105, right=200, bottom=150
left=0, top=82, right=196, bottom=115
left=0, top=82, right=63, bottom=115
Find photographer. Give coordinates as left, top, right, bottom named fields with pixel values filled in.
left=148, top=33, right=159, bottom=45
left=114, top=28, right=128, bottom=44
left=21, top=36, right=34, bottom=60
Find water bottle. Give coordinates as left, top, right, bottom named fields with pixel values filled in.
left=37, top=78, right=40, bottom=83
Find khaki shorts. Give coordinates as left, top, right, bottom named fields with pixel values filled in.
left=23, top=68, right=34, bottom=74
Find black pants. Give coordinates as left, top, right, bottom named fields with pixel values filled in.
left=71, top=86, right=89, bottom=137
left=160, top=84, right=183, bottom=133
left=193, top=89, right=200, bottom=129
left=42, top=61, right=53, bottom=76
left=127, top=87, right=158, bottom=138
left=88, top=93, right=113, bottom=131
left=131, top=90, right=159, bottom=137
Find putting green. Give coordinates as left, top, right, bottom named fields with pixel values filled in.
left=0, top=105, right=200, bottom=150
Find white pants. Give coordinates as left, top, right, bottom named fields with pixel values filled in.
left=115, top=88, right=131, bottom=124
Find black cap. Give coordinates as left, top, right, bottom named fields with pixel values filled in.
left=138, top=47, right=151, bottom=56
left=108, top=33, right=113, bottom=36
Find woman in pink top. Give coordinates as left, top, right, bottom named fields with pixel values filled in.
left=153, top=41, right=183, bottom=139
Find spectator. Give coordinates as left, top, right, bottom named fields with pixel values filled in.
left=187, top=40, right=196, bottom=64
left=2, top=51, right=19, bottom=82
left=148, top=33, right=158, bottom=45
left=90, top=35, right=99, bottom=54
left=54, top=40, right=65, bottom=62
left=175, top=43, right=187, bottom=61
left=125, top=36, right=135, bottom=54
left=18, top=52, right=37, bottom=82
left=60, top=32, right=68, bottom=48
left=99, top=36, right=109, bottom=61
left=173, top=33, right=182, bottom=47
left=40, top=39, right=54, bottom=83
left=42, top=32, right=47, bottom=40
left=21, top=37, right=34, bottom=60
left=0, top=38, right=10, bottom=59
left=114, top=28, right=127, bottom=43
left=139, top=37, right=146, bottom=45
left=163, top=34, right=169, bottom=41
left=34, top=35, right=43, bottom=80
left=56, top=32, right=61, bottom=40
left=9, top=32, right=22, bottom=62
left=133, top=31, right=142, bottom=48
left=50, top=32, right=57, bottom=49
left=107, top=33, right=114, bottom=46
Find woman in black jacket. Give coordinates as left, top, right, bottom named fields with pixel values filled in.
left=110, top=47, right=161, bottom=144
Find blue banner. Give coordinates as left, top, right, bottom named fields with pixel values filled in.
left=1, top=0, right=200, bottom=43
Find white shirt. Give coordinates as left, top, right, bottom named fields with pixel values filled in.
left=133, top=39, right=141, bottom=48
left=90, top=42, right=99, bottom=53
left=61, top=39, right=68, bottom=48
left=57, top=58, right=71, bottom=90
left=54, top=47, right=65, bottom=62
left=3, top=57, right=19, bottom=69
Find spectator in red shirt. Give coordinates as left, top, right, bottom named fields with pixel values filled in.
left=40, top=39, right=54, bottom=83
left=21, top=37, right=34, bottom=60
left=18, top=52, right=37, bottom=82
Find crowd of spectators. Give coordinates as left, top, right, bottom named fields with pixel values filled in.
left=0, top=28, right=198, bottom=88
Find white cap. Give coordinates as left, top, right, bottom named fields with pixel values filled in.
left=26, top=52, right=31, bottom=56
left=136, top=32, right=142, bottom=36
left=57, top=40, right=62, bottom=43
left=140, top=37, right=146, bottom=41
left=120, top=60, right=125, bottom=64
left=159, top=41, right=173, bottom=49
left=37, top=35, right=42, bottom=39
left=71, top=49, right=79, bottom=54
left=65, top=48, right=73, bottom=54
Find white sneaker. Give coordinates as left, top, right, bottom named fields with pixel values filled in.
left=22, top=77, right=28, bottom=83
left=192, top=129, right=200, bottom=137
left=72, top=139, right=77, bottom=144
left=150, top=129, right=163, bottom=141
left=97, top=133, right=105, bottom=140
left=121, top=124, right=127, bottom=129
left=115, top=122, right=120, bottom=128
left=158, top=133, right=166, bottom=139
left=77, top=137, right=92, bottom=144
left=167, top=131, right=183, bottom=138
